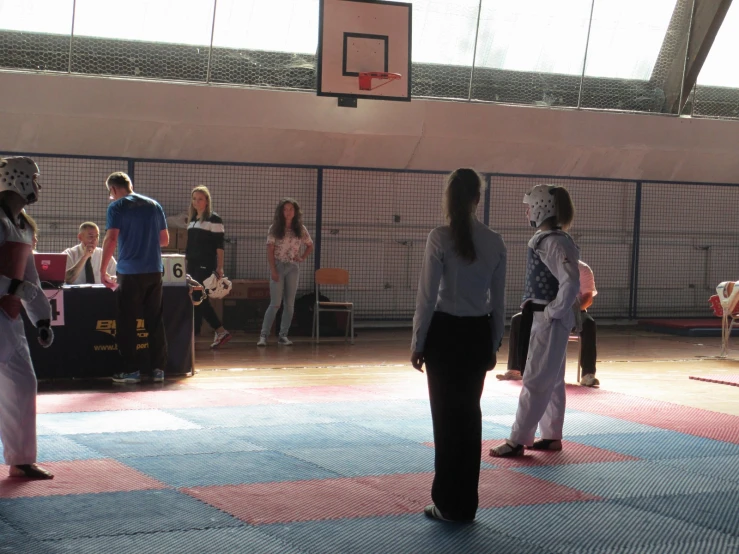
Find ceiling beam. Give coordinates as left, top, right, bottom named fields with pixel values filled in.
left=660, top=0, right=733, bottom=114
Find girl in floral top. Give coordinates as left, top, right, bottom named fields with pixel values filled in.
left=257, top=198, right=313, bottom=346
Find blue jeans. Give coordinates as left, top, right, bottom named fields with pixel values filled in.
left=260, top=261, right=299, bottom=338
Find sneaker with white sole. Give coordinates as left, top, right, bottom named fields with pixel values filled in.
left=496, top=370, right=522, bottom=381
left=210, top=330, right=232, bottom=349
left=580, top=373, right=600, bottom=387
left=257, top=336, right=267, bottom=347
left=112, top=370, right=141, bottom=384
left=152, top=369, right=165, bottom=383
left=277, top=336, right=293, bottom=346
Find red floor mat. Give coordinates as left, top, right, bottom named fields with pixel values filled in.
left=184, top=477, right=420, bottom=524
left=37, top=392, right=148, bottom=414
left=477, top=469, right=601, bottom=508
left=132, top=388, right=276, bottom=409
left=480, top=441, right=640, bottom=468
left=689, top=374, right=739, bottom=387
left=0, top=459, right=167, bottom=498
left=357, top=470, right=599, bottom=509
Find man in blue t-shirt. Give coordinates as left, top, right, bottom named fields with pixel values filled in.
left=99, top=172, right=169, bottom=384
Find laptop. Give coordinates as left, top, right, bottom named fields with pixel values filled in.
left=34, top=253, right=68, bottom=287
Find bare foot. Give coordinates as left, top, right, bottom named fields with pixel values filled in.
left=9, top=464, right=54, bottom=479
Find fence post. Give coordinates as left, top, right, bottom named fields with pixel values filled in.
left=127, top=159, right=135, bottom=183
left=484, top=174, right=491, bottom=226
left=206, top=0, right=218, bottom=83
left=467, top=0, right=483, bottom=101
left=628, top=182, right=642, bottom=319
left=68, top=0, right=77, bottom=74
left=314, top=168, right=323, bottom=271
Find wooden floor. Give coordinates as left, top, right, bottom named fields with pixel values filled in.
left=186, top=327, right=739, bottom=416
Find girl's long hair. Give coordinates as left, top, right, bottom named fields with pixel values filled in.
left=551, top=187, right=575, bottom=230
left=0, top=191, right=37, bottom=237
left=22, top=211, right=38, bottom=239
left=272, top=198, right=304, bottom=239
left=443, top=168, right=483, bottom=263
left=189, top=185, right=213, bottom=223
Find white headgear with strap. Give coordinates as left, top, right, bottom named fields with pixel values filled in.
left=0, top=157, right=41, bottom=205
left=202, top=274, right=232, bottom=299
left=523, top=184, right=559, bottom=228
left=717, top=281, right=739, bottom=313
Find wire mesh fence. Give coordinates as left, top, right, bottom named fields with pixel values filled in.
left=322, top=169, right=450, bottom=320
left=9, top=152, right=736, bottom=322
left=133, top=162, right=318, bottom=295
left=636, top=182, right=739, bottom=317
left=2, top=154, right=128, bottom=254
left=693, top=85, right=739, bottom=120
left=1, top=0, right=738, bottom=118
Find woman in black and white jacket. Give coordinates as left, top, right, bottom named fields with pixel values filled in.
left=186, top=185, right=231, bottom=349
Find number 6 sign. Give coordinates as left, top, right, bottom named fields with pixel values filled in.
left=162, top=254, right=186, bottom=285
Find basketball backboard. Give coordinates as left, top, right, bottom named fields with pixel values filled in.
left=317, top=0, right=412, bottom=103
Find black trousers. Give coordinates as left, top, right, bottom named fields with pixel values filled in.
left=508, top=309, right=597, bottom=374
left=424, top=311, right=494, bottom=521
left=188, top=265, right=223, bottom=334
left=116, top=272, right=168, bottom=374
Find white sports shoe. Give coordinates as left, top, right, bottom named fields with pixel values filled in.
left=496, top=370, right=522, bottom=381
left=580, top=373, right=600, bottom=387
left=257, top=336, right=267, bottom=347
left=278, top=336, right=293, bottom=346
left=210, top=330, right=232, bottom=349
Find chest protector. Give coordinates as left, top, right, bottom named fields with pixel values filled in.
left=0, top=211, right=32, bottom=319
left=522, top=230, right=573, bottom=304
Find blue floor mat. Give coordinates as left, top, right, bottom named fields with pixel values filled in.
left=0, top=489, right=243, bottom=541
left=616, top=490, right=739, bottom=537
left=654, top=454, right=739, bottom=485
left=236, top=422, right=416, bottom=450
left=474, top=500, right=734, bottom=553
left=69, top=427, right=264, bottom=459
left=515, top=460, right=739, bottom=499
left=123, top=450, right=341, bottom=488
left=262, top=512, right=552, bottom=554
left=44, top=526, right=308, bottom=554
left=285, top=443, right=467, bottom=478
left=36, top=435, right=105, bottom=462
left=164, top=404, right=337, bottom=428
left=570, top=430, right=739, bottom=460
left=299, top=399, right=432, bottom=421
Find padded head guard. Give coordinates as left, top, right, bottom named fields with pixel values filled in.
left=0, top=157, right=41, bottom=205
left=717, top=281, right=739, bottom=313
left=203, top=273, right=233, bottom=300
left=523, top=184, right=558, bottom=228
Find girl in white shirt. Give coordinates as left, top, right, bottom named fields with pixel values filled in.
left=257, top=198, right=313, bottom=346
left=491, top=184, right=580, bottom=457
left=411, top=168, right=507, bottom=522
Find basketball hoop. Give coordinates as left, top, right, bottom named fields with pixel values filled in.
left=358, top=72, right=402, bottom=91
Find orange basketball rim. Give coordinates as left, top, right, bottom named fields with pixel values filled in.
left=358, top=72, right=402, bottom=91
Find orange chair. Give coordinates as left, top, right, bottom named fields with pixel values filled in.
left=312, top=268, right=354, bottom=344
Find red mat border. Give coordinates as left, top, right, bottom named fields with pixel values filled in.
left=689, top=375, right=739, bottom=387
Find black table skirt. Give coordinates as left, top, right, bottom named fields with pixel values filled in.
left=23, top=286, right=194, bottom=379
